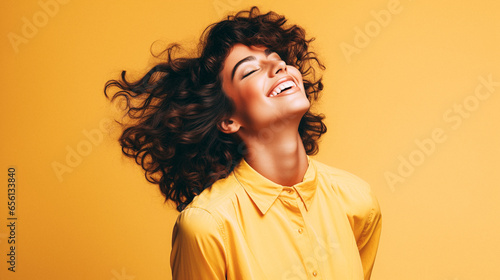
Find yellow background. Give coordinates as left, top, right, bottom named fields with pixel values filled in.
left=1, top=0, right=499, bottom=279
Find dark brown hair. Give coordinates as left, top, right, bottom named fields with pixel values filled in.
left=104, top=7, right=326, bottom=211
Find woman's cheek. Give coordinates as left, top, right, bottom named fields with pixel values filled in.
left=287, top=67, right=304, bottom=87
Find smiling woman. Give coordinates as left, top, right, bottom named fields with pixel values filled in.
left=105, top=6, right=381, bottom=280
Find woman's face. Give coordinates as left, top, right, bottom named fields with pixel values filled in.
left=220, top=44, right=310, bottom=134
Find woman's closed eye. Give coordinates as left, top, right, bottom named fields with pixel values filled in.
left=240, top=55, right=283, bottom=79
left=242, top=68, right=260, bottom=79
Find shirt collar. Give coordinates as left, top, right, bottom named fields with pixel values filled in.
left=232, top=156, right=318, bottom=215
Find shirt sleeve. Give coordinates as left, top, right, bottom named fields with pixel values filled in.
left=355, top=191, right=382, bottom=280
left=336, top=174, right=382, bottom=280
left=170, top=207, right=226, bottom=280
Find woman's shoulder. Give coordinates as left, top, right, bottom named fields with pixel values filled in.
left=174, top=206, right=221, bottom=237
left=180, top=173, right=241, bottom=218
left=311, top=159, right=379, bottom=213
left=312, top=159, right=371, bottom=192
left=173, top=173, right=244, bottom=241
left=311, top=159, right=381, bottom=240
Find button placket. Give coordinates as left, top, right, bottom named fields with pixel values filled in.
left=279, top=190, right=321, bottom=279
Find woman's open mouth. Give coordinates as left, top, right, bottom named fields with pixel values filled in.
left=268, top=79, right=298, bottom=97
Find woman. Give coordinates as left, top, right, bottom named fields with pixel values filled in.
left=105, top=7, right=381, bottom=280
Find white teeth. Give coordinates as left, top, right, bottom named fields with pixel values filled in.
left=269, top=80, right=296, bottom=97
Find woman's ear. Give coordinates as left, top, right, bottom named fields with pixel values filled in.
left=218, top=118, right=241, bottom=134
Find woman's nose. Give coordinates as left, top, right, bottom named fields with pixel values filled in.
left=269, top=60, right=287, bottom=76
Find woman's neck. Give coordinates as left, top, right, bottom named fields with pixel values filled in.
left=241, top=128, right=309, bottom=187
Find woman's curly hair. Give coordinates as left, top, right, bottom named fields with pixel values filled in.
left=104, top=6, right=327, bottom=211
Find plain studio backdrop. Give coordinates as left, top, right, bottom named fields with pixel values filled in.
left=1, top=0, right=499, bottom=279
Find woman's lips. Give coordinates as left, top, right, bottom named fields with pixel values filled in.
left=268, top=78, right=298, bottom=97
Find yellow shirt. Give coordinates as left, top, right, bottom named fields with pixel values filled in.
left=171, top=157, right=382, bottom=280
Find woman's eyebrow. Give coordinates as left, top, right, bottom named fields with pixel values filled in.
left=264, top=48, right=274, bottom=56
left=231, top=49, right=276, bottom=81
left=231, top=56, right=256, bottom=81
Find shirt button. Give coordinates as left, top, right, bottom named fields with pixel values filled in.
left=312, top=271, right=318, bottom=277
left=287, top=188, right=293, bottom=194
left=298, top=228, right=303, bottom=234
